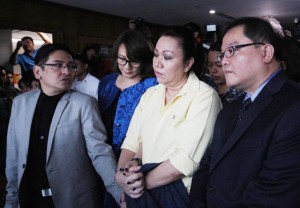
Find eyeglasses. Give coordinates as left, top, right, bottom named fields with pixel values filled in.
left=217, top=43, right=265, bottom=62
left=117, top=57, right=140, bottom=69
left=43, top=62, right=77, bottom=72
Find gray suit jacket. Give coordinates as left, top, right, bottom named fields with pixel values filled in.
left=5, top=89, right=122, bottom=208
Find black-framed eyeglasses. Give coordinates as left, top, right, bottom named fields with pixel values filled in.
left=117, top=57, right=140, bottom=69
left=43, top=62, right=77, bottom=72
left=217, top=43, right=265, bottom=62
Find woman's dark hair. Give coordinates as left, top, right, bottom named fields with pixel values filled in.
left=160, top=25, right=200, bottom=73
left=222, top=17, right=283, bottom=61
left=209, top=41, right=222, bottom=52
left=34, top=44, right=73, bottom=66
left=112, top=29, right=154, bottom=78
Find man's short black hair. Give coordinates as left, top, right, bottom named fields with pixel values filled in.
left=73, top=53, right=89, bottom=64
left=34, top=43, right=73, bottom=66
left=21, top=36, right=34, bottom=43
left=222, top=17, right=283, bottom=61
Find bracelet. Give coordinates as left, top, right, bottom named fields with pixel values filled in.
left=131, top=158, right=142, bottom=166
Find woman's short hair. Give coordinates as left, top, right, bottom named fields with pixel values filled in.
left=112, top=29, right=154, bottom=78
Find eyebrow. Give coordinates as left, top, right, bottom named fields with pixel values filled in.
left=154, top=49, right=175, bottom=54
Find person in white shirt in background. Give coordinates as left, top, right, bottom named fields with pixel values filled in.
left=71, top=53, right=100, bottom=100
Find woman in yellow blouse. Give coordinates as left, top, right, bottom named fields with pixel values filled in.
left=115, top=26, right=222, bottom=207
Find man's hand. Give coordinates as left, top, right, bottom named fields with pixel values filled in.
left=16, top=41, right=23, bottom=49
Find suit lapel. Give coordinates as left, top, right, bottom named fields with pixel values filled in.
left=46, top=91, right=70, bottom=165
left=210, top=71, right=287, bottom=172
left=23, top=91, right=41, bottom=153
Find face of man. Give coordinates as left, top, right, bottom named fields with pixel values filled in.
left=6, top=73, right=14, bottom=86
left=221, top=26, right=266, bottom=94
left=22, top=38, right=35, bottom=53
left=34, top=50, right=75, bottom=96
left=73, top=59, right=88, bottom=78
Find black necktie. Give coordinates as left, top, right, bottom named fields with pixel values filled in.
left=237, top=97, right=252, bottom=121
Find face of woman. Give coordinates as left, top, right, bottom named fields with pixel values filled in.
left=207, top=50, right=226, bottom=86
left=153, top=36, right=190, bottom=87
left=117, top=44, right=141, bottom=80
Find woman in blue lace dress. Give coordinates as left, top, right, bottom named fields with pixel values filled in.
left=98, top=29, right=157, bottom=159
left=98, top=29, right=157, bottom=207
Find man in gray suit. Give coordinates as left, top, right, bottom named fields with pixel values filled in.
left=5, top=44, right=122, bottom=208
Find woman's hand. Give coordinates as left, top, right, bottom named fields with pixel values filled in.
left=115, top=167, right=145, bottom=198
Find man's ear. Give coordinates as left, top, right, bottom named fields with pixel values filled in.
left=84, top=63, right=89, bottom=71
left=262, top=44, right=274, bottom=63
left=33, top=65, right=42, bottom=80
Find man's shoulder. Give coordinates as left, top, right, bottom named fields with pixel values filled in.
left=68, top=90, right=97, bottom=102
left=86, top=73, right=100, bottom=83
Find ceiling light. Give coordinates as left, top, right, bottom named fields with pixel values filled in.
left=209, top=10, right=216, bottom=14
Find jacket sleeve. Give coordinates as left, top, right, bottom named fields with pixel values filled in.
left=5, top=99, right=19, bottom=208
left=81, top=96, right=122, bottom=203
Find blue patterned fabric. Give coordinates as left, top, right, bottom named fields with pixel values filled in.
left=98, top=73, right=157, bottom=156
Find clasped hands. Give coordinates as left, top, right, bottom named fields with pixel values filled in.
left=115, top=160, right=145, bottom=199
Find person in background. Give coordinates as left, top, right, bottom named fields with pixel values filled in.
left=98, top=29, right=157, bottom=208
left=5, top=71, right=15, bottom=87
left=263, top=16, right=300, bottom=83
left=207, top=41, right=244, bottom=104
left=5, top=43, right=121, bottom=208
left=189, top=17, right=300, bottom=208
left=129, top=17, right=153, bottom=44
left=81, top=46, right=108, bottom=79
left=71, top=53, right=99, bottom=100
left=184, top=22, right=206, bottom=80
left=18, top=78, right=31, bottom=93
left=30, top=78, right=40, bottom=90
left=0, top=66, right=6, bottom=84
left=1, top=70, right=19, bottom=97
left=115, top=26, right=221, bottom=207
left=9, top=32, right=52, bottom=80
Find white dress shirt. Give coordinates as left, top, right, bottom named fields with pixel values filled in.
left=71, top=73, right=100, bottom=100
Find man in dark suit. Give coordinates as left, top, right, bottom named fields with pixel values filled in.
left=189, top=17, right=300, bottom=207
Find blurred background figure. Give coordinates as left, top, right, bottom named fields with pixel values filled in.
left=18, top=78, right=31, bottom=93
left=30, top=78, right=40, bottom=90
left=71, top=53, right=99, bottom=100
left=184, top=22, right=206, bottom=80
left=81, top=46, right=108, bottom=79
left=129, top=17, right=152, bottom=42
left=9, top=32, right=52, bottom=80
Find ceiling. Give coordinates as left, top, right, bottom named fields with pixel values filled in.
left=44, top=0, right=300, bottom=30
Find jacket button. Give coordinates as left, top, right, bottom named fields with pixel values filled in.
left=208, top=186, right=214, bottom=193
left=22, top=164, right=26, bottom=169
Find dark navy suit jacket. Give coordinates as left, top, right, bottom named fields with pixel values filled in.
left=189, top=71, right=300, bottom=208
